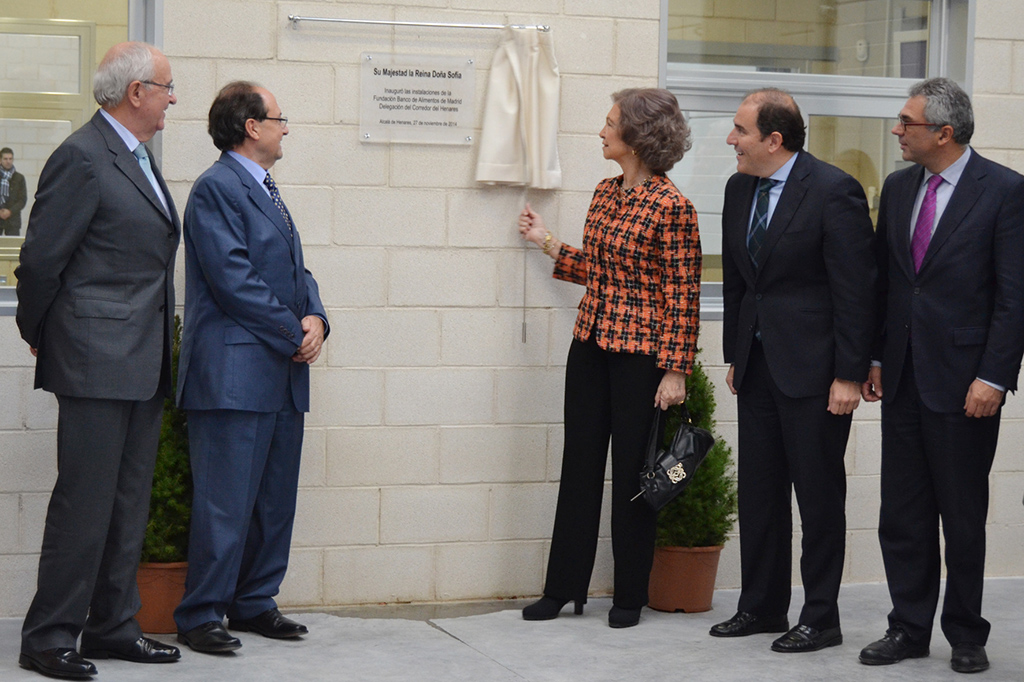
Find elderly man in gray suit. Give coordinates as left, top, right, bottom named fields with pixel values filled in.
left=15, top=42, right=182, bottom=679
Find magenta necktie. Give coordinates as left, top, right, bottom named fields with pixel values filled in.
left=911, top=174, right=943, bottom=273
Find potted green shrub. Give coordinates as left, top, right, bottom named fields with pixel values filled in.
left=648, top=354, right=738, bottom=612
left=136, top=314, right=191, bottom=633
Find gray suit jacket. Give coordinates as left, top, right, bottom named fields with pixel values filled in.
left=15, top=110, right=180, bottom=400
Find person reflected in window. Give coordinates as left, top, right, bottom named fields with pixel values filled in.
left=0, top=147, right=27, bottom=236
left=517, top=88, right=701, bottom=629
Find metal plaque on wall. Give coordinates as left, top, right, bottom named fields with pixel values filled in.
left=360, top=53, right=476, bottom=145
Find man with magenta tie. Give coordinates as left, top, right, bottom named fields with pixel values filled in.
left=859, top=77, right=1024, bottom=674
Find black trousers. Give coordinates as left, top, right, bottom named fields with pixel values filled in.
left=735, top=341, right=850, bottom=630
left=22, top=393, right=163, bottom=652
left=543, top=336, right=664, bottom=609
left=879, top=349, right=999, bottom=646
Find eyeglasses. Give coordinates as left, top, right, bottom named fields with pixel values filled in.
left=263, top=116, right=288, bottom=126
left=141, top=80, right=174, bottom=96
left=894, top=117, right=940, bottom=133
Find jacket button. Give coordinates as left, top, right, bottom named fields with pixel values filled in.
left=913, top=287, right=920, bottom=295
left=755, top=294, right=762, bottom=301
left=159, top=305, right=165, bottom=312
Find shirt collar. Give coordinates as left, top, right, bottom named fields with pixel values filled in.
left=227, top=150, right=272, bottom=190
left=926, top=146, right=971, bottom=188
left=768, top=151, right=799, bottom=184
left=99, top=109, right=141, bottom=154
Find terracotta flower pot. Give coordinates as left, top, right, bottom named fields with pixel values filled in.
left=647, top=545, right=723, bottom=613
left=136, top=562, right=188, bottom=634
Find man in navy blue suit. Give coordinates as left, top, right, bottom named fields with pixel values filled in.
left=859, top=78, right=1024, bottom=674
left=174, top=81, right=328, bottom=653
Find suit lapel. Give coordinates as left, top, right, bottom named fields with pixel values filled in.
left=220, top=153, right=295, bottom=252
left=93, top=113, right=172, bottom=224
left=918, top=155, right=984, bottom=273
left=728, top=175, right=758, bottom=285
left=892, top=166, right=923, bottom=280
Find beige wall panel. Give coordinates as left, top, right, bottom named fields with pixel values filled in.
left=438, top=425, right=549, bottom=484
left=327, top=426, right=441, bottom=487
left=164, top=0, right=276, bottom=59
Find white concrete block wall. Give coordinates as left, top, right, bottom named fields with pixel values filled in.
left=5, top=0, right=1024, bottom=617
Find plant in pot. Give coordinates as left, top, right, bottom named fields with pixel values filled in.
left=648, top=354, right=738, bottom=613
left=136, top=314, right=192, bottom=634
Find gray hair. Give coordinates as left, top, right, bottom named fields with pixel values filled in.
left=908, top=77, right=974, bottom=145
left=93, top=42, right=156, bottom=107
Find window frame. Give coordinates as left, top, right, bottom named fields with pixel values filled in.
left=659, top=0, right=974, bottom=319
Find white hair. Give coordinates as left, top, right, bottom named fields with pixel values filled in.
left=92, top=42, right=156, bottom=107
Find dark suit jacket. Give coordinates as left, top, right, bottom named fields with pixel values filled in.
left=176, top=152, right=327, bottom=413
left=1, top=169, right=26, bottom=235
left=722, top=151, right=876, bottom=398
left=874, top=150, right=1024, bottom=413
left=15, top=111, right=180, bottom=399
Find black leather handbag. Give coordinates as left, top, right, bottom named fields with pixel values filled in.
left=634, top=405, right=714, bottom=511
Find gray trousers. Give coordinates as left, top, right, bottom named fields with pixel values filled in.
left=21, top=393, right=163, bottom=652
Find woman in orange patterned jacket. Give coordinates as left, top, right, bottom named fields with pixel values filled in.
left=517, top=88, right=701, bottom=629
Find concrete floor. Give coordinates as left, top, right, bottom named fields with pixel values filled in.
left=2, top=579, right=1022, bottom=681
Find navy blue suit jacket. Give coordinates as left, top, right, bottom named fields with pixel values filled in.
left=722, top=151, right=877, bottom=398
left=177, top=152, right=326, bottom=412
left=874, top=150, right=1024, bottom=412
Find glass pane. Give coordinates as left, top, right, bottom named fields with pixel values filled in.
left=0, top=117, right=75, bottom=228
left=667, top=111, right=897, bottom=282
left=666, top=0, right=931, bottom=78
left=0, top=33, right=82, bottom=94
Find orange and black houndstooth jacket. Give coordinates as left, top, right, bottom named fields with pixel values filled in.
left=553, top=174, right=701, bottom=374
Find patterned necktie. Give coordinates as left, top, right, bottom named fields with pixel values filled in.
left=263, top=172, right=293, bottom=236
left=747, top=177, right=778, bottom=269
left=911, top=174, right=943, bottom=273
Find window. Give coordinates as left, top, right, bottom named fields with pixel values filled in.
left=661, top=0, right=972, bottom=316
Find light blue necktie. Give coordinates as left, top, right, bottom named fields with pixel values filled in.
left=133, top=143, right=168, bottom=215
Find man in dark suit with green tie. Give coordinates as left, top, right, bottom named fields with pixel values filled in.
left=712, top=88, right=876, bottom=653
left=15, top=42, right=181, bottom=679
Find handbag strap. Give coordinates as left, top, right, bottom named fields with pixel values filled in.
left=645, top=404, right=693, bottom=466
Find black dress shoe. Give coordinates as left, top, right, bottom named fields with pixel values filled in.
left=18, top=648, right=97, bottom=679
left=709, top=611, right=789, bottom=637
left=859, top=627, right=930, bottom=665
left=771, top=624, right=842, bottom=652
left=608, top=606, right=642, bottom=629
left=951, top=643, right=989, bottom=673
left=228, top=608, right=308, bottom=639
left=81, top=636, right=180, bottom=663
left=177, top=621, right=242, bottom=653
left=522, top=596, right=585, bottom=621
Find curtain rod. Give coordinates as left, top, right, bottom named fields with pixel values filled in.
left=287, top=16, right=550, bottom=32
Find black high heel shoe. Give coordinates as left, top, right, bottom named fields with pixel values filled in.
left=521, top=596, right=585, bottom=621
left=608, top=605, right=642, bottom=628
